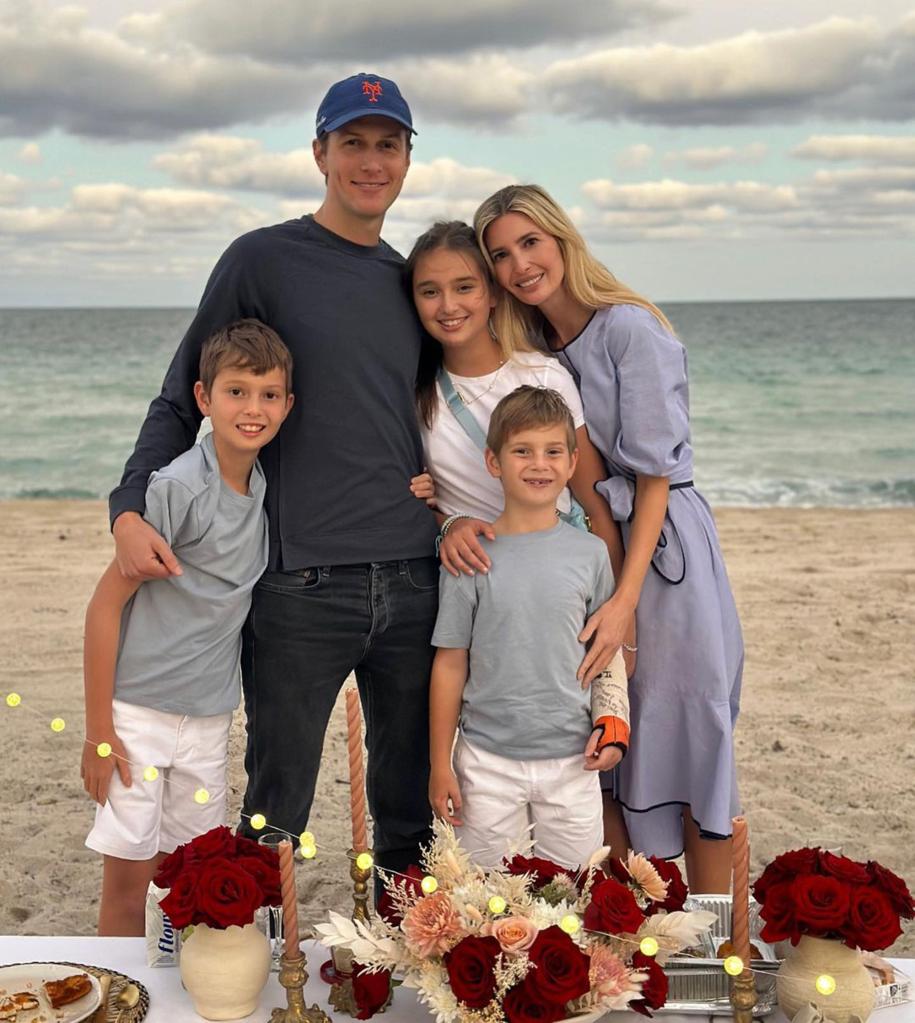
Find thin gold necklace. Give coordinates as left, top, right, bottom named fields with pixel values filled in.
left=454, top=359, right=506, bottom=406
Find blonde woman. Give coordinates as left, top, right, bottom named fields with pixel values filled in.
left=474, top=185, right=743, bottom=892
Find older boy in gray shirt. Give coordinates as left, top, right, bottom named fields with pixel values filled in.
left=82, top=320, right=293, bottom=935
left=429, top=386, right=629, bottom=869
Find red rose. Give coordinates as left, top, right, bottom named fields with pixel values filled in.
left=503, top=855, right=571, bottom=889
left=351, top=962, right=392, bottom=1020
left=503, top=976, right=566, bottom=1023
left=187, top=825, right=238, bottom=863
left=792, top=875, right=850, bottom=936
left=378, top=865, right=425, bottom=926
left=818, top=851, right=870, bottom=886
left=444, top=935, right=501, bottom=1008
left=847, top=886, right=903, bottom=951
left=867, top=862, right=915, bottom=919
left=158, top=869, right=201, bottom=930
left=753, top=847, right=819, bottom=901
left=195, top=858, right=264, bottom=928
left=526, top=926, right=591, bottom=1005
left=646, top=858, right=688, bottom=914
left=236, top=854, right=281, bottom=907
left=584, top=878, right=646, bottom=935
left=154, top=845, right=187, bottom=889
left=758, top=881, right=801, bottom=944
left=630, top=950, right=669, bottom=1017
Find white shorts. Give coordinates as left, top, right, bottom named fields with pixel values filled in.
left=454, top=734, right=603, bottom=870
left=85, top=699, right=232, bottom=861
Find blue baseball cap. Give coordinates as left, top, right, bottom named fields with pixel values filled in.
left=315, top=73, right=416, bottom=137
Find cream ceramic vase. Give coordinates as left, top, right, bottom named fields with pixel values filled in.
left=179, top=921, right=271, bottom=1020
left=776, top=935, right=875, bottom=1023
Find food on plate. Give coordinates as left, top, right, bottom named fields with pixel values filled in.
left=43, top=973, right=93, bottom=1008
left=717, top=938, right=763, bottom=961
left=0, top=997, right=17, bottom=1022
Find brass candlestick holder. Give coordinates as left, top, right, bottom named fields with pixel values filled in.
left=271, top=950, right=331, bottom=1023
left=349, top=847, right=373, bottom=924
left=729, top=968, right=758, bottom=1023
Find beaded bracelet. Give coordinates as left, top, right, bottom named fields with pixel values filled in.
left=435, top=513, right=472, bottom=556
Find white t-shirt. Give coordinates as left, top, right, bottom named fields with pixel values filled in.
left=421, top=349, right=585, bottom=521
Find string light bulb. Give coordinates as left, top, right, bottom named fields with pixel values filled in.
left=815, top=974, right=836, bottom=996
left=487, top=895, right=507, bottom=915
left=299, top=831, right=315, bottom=847
left=250, top=813, right=266, bottom=831
left=639, top=936, right=659, bottom=957
left=355, top=852, right=374, bottom=872
left=299, top=843, right=317, bottom=860
left=96, top=742, right=112, bottom=758
left=50, top=717, right=66, bottom=732
left=560, top=914, right=580, bottom=935
left=194, top=788, right=210, bottom=805
left=723, top=955, right=744, bottom=977
left=421, top=875, right=439, bottom=894
left=143, top=766, right=159, bottom=782
left=5, top=693, right=21, bottom=707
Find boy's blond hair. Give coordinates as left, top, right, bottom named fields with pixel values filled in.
left=199, top=319, right=293, bottom=393
left=486, top=385, right=577, bottom=455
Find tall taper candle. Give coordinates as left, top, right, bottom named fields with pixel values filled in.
left=278, top=838, right=300, bottom=959
left=731, top=815, right=750, bottom=970
left=345, top=688, right=369, bottom=852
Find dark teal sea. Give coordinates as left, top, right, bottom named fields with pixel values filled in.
left=2, top=300, right=913, bottom=506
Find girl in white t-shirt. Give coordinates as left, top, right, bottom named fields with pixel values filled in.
left=406, top=221, right=634, bottom=685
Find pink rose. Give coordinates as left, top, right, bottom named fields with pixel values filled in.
left=482, top=916, right=538, bottom=954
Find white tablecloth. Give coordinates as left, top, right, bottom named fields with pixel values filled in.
left=0, top=936, right=910, bottom=1023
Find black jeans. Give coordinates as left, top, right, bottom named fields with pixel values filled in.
left=239, top=558, right=438, bottom=877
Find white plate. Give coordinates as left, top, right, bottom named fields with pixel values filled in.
left=0, top=962, right=102, bottom=1023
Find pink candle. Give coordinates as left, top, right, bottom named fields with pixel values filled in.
left=345, top=688, right=369, bottom=852
left=731, top=815, right=750, bottom=970
left=278, top=839, right=300, bottom=959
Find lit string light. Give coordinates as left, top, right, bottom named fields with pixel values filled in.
left=421, top=875, right=439, bottom=894
left=1, top=688, right=322, bottom=859
left=639, top=936, right=659, bottom=957
left=355, top=851, right=374, bottom=872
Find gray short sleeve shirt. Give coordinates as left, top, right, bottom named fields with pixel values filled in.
left=114, top=431, right=268, bottom=716
left=431, top=522, right=614, bottom=760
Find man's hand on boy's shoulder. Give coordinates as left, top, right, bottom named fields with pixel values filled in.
left=429, top=765, right=463, bottom=826
left=113, top=512, right=182, bottom=581
left=439, top=517, right=495, bottom=577
left=80, top=730, right=132, bottom=805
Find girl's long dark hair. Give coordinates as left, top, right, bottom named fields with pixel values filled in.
left=405, top=221, right=496, bottom=430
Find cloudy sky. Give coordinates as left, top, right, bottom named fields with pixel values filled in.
left=1, top=0, right=913, bottom=305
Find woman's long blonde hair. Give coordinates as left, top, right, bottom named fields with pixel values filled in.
left=473, top=184, right=673, bottom=347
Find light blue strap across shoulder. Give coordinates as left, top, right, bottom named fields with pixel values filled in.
left=437, top=367, right=488, bottom=451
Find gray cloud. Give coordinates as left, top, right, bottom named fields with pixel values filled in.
left=0, top=3, right=314, bottom=139
left=132, top=0, right=672, bottom=63
left=545, top=15, right=915, bottom=125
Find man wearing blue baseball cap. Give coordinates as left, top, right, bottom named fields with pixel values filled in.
left=109, top=73, right=437, bottom=881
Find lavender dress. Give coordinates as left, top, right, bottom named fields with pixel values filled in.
left=557, top=304, right=743, bottom=859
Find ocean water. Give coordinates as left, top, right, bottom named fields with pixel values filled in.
left=1, top=300, right=912, bottom=507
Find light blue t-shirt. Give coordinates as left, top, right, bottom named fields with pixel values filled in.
left=431, top=521, right=614, bottom=760
left=114, top=431, right=268, bottom=716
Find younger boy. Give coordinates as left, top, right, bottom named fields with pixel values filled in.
left=429, top=385, right=630, bottom=869
left=82, top=319, right=294, bottom=935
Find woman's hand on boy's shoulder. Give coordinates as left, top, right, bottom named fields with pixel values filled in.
left=439, top=518, right=495, bottom=577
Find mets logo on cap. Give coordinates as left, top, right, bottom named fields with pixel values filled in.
left=315, top=73, right=416, bottom=136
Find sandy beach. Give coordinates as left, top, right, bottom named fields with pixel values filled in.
left=0, top=500, right=912, bottom=956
